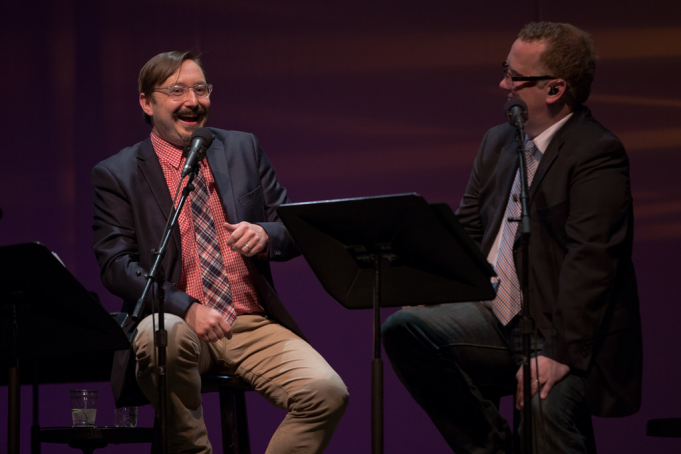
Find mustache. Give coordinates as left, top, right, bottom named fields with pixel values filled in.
left=173, top=106, right=208, bottom=119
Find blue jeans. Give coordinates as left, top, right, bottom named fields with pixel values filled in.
left=382, top=302, right=590, bottom=454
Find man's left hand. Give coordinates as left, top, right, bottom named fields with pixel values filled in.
left=515, top=355, right=570, bottom=410
left=224, top=222, right=268, bottom=257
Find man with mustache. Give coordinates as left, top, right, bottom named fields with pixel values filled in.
left=382, top=22, right=641, bottom=453
left=92, top=51, right=348, bottom=453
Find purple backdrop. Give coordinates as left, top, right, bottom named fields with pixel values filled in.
left=2, top=0, right=681, bottom=452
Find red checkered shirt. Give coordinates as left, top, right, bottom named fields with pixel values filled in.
left=151, top=132, right=264, bottom=317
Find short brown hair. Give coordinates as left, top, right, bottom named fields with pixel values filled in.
left=518, top=22, right=596, bottom=106
left=138, top=51, right=206, bottom=124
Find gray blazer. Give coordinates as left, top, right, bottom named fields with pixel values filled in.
left=92, top=128, right=302, bottom=406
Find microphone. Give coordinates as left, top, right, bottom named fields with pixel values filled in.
left=505, top=98, right=528, bottom=130
left=181, top=128, right=215, bottom=178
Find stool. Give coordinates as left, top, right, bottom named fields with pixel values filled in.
left=202, top=374, right=254, bottom=454
left=107, top=314, right=254, bottom=452
left=151, top=374, right=254, bottom=454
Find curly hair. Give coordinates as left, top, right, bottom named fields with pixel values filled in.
left=138, top=51, right=206, bottom=124
left=518, top=22, right=597, bottom=106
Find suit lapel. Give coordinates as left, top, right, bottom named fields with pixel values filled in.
left=528, top=139, right=560, bottom=202
left=205, top=134, right=239, bottom=223
left=483, top=137, right=519, bottom=254
left=137, top=137, right=181, bottom=258
left=513, top=127, right=564, bottom=243
left=528, top=107, right=587, bottom=203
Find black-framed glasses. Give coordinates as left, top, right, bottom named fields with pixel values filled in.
left=502, top=62, right=555, bottom=85
left=154, top=83, right=213, bottom=101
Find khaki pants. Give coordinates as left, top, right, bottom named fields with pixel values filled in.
left=134, top=314, right=348, bottom=453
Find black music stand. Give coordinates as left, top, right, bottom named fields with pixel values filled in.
left=277, top=193, right=497, bottom=454
left=0, top=242, right=131, bottom=454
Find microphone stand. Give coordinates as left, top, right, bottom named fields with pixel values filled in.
left=512, top=125, right=535, bottom=454
left=130, top=167, right=199, bottom=454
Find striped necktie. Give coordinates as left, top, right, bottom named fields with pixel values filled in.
left=492, top=139, right=539, bottom=325
left=190, top=166, right=236, bottom=324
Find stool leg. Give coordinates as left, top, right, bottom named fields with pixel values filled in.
left=234, top=391, right=250, bottom=454
left=219, top=388, right=251, bottom=454
left=219, top=388, right=238, bottom=454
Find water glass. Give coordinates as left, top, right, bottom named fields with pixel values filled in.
left=70, top=390, right=99, bottom=427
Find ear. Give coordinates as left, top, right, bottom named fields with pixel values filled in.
left=546, top=79, right=567, bottom=104
left=140, top=92, right=154, bottom=117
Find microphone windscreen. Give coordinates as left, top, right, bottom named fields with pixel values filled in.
left=504, top=98, right=528, bottom=127
left=504, top=98, right=528, bottom=113
left=190, top=127, right=215, bottom=147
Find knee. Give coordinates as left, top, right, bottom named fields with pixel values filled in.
left=524, top=393, right=574, bottom=430
left=292, top=378, right=349, bottom=418
left=133, top=314, right=200, bottom=370
left=381, top=309, right=426, bottom=359
left=382, top=310, right=412, bottom=343
left=530, top=376, right=586, bottom=428
left=133, top=316, right=158, bottom=368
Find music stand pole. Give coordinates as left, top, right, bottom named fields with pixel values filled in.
left=277, top=194, right=498, bottom=454
left=8, top=300, right=20, bottom=454
left=371, top=254, right=383, bottom=454
left=514, top=126, right=534, bottom=454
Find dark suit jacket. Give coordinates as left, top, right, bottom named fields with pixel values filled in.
left=92, top=128, right=302, bottom=406
left=456, top=106, right=642, bottom=417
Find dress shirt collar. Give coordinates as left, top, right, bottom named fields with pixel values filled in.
left=527, top=113, right=573, bottom=157
left=150, top=132, right=185, bottom=170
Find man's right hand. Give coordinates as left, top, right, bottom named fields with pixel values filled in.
left=184, top=303, right=233, bottom=343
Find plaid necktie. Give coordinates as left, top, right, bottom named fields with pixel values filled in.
left=190, top=166, right=236, bottom=324
left=492, top=139, right=539, bottom=325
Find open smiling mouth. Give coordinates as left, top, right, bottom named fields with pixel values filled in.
left=175, top=108, right=206, bottom=125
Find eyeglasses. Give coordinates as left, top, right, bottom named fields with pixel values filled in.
left=502, top=62, right=555, bottom=86
left=154, top=83, right=213, bottom=101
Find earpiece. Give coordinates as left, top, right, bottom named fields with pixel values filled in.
left=548, top=86, right=559, bottom=96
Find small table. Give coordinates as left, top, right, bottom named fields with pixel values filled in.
left=39, top=427, right=154, bottom=454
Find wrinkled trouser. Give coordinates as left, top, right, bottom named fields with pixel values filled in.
left=382, top=302, right=589, bottom=454
left=134, top=314, right=348, bottom=453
